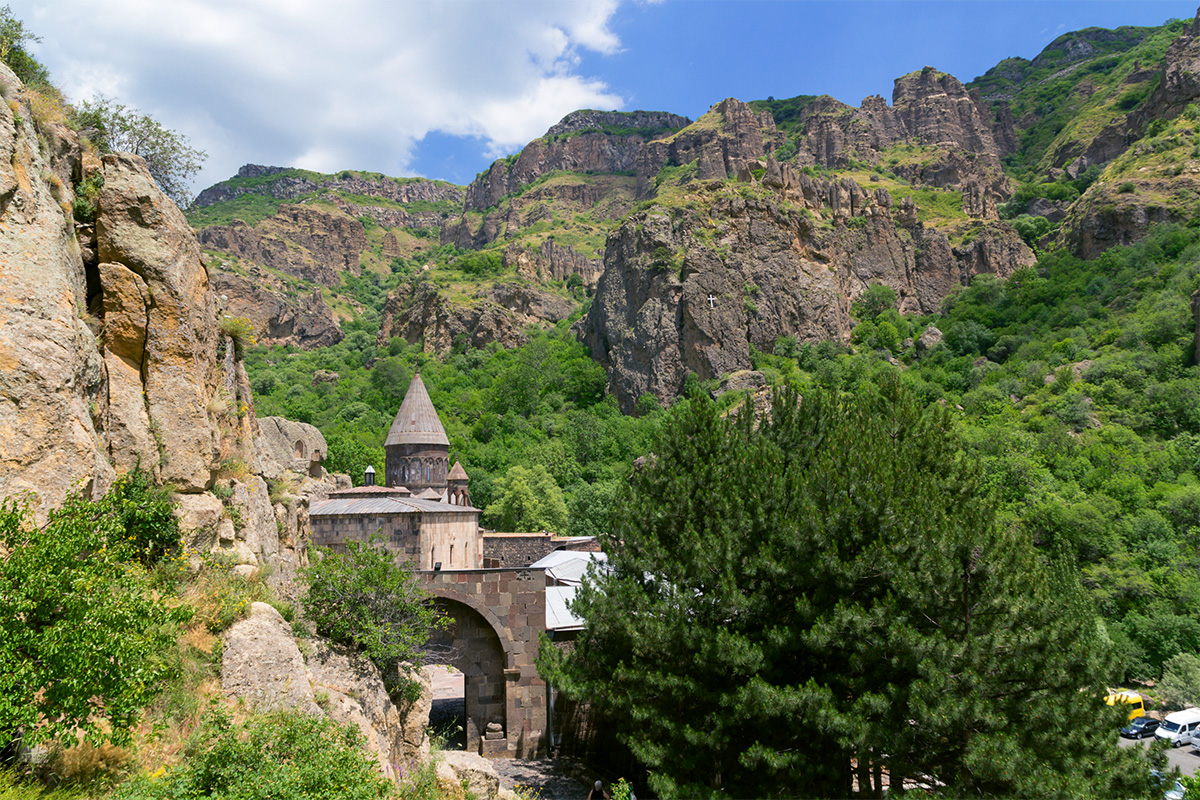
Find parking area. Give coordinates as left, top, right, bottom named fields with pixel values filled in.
left=1119, top=734, right=1200, bottom=777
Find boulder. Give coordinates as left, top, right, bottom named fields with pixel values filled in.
left=438, top=751, right=503, bottom=800
left=221, top=602, right=321, bottom=715
left=916, top=325, right=944, bottom=356
left=307, top=641, right=430, bottom=780
left=170, top=491, right=224, bottom=552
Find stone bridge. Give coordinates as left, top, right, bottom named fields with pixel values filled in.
left=420, top=568, right=548, bottom=758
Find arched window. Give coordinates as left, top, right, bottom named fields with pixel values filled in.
left=450, top=544, right=455, bottom=566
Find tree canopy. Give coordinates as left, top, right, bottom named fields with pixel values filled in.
left=541, top=379, right=1162, bottom=798
left=73, top=96, right=207, bottom=208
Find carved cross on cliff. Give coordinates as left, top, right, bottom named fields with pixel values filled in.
left=707, top=294, right=715, bottom=308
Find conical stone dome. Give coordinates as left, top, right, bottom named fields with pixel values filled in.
left=385, top=373, right=449, bottom=447
left=384, top=373, right=450, bottom=491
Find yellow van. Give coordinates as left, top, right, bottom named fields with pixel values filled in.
left=1105, top=690, right=1145, bottom=721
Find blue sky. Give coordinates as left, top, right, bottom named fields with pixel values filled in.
left=10, top=1, right=1198, bottom=194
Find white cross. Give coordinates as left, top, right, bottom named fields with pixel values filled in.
left=707, top=294, right=716, bottom=308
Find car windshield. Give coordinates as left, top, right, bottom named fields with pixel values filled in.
left=1131, top=718, right=1149, bottom=728
left=1163, top=721, right=1182, bottom=733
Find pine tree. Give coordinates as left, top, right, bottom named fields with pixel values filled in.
left=541, top=379, right=1163, bottom=798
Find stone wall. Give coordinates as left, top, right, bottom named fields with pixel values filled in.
left=311, top=513, right=421, bottom=561
left=482, top=533, right=557, bottom=568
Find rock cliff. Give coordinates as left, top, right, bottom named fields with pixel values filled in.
left=198, top=203, right=366, bottom=287
left=0, top=62, right=335, bottom=585
left=212, top=269, right=343, bottom=349
left=463, top=110, right=689, bottom=212
left=377, top=279, right=574, bottom=355
left=583, top=175, right=1033, bottom=413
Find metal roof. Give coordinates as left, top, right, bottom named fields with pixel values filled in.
left=448, top=461, right=469, bottom=481
left=384, top=373, right=450, bottom=448
left=311, top=495, right=479, bottom=517
left=530, top=551, right=607, bottom=586
left=546, top=585, right=583, bottom=631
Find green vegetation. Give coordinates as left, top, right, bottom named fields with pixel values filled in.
left=0, top=4, right=49, bottom=88
left=301, top=538, right=445, bottom=697
left=542, top=380, right=1160, bottom=797
left=968, top=20, right=1188, bottom=175
left=111, top=709, right=395, bottom=800
left=0, top=472, right=177, bottom=748
left=186, top=192, right=286, bottom=228
left=484, top=464, right=569, bottom=532
left=73, top=96, right=207, bottom=208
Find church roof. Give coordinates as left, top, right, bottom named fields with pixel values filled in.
left=448, top=461, right=469, bottom=481
left=385, top=372, right=449, bottom=447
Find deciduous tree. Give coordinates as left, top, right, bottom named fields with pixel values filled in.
left=0, top=477, right=176, bottom=747
left=73, top=95, right=206, bottom=208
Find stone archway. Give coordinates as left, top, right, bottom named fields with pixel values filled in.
left=426, top=594, right=511, bottom=754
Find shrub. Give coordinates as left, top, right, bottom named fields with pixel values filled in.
left=218, top=315, right=257, bottom=348
left=71, top=174, right=103, bottom=222
left=1118, top=182, right=1136, bottom=194
left=111, top=710, right=394, bottom=800
left=301, top=538, right=445, bottom=697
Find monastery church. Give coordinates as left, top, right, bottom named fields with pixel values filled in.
left=308, top=373, right=601, bottom=758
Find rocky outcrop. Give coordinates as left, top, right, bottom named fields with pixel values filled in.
left=636, top=98, right=777, bottom=199
left=197, top=204, right=366, bottom=286
left=503, top=239, right=602, bottom=286
left=445, top=173, right=636, bottom=252
left=1058, top=177, right=1193, bottom=259
left=256, top=416, right=328, bottom=481
left=465, top=111, right=689, bottom=211
left=194, top=164, right=463, bottom=209
left=891, top=67, right=1002, bottom=157
left=377, top=280, right=575, bottom=355
left=583, top=182, right=1033, bottom=412
left=222, top=602, right=323, bottom=716
left=211, top=269, right=343, bottom=349
left=221, top=602, right=432, bottom=782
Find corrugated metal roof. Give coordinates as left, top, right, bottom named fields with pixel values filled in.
left=546, top=585, right=582, bottom=631
left=529, top=550, right=607, bottom=570
left=385, top=373, right=450, bottom=447
left=311, top=496, right=479, bottom=516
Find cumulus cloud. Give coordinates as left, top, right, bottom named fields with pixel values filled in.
left=11, top=0, right=627, bottom=190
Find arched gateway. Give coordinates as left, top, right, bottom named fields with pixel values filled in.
left=423, top=571, right=548, bottom=757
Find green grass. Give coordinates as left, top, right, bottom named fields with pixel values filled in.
left=188, top=193, right=286, bottom=228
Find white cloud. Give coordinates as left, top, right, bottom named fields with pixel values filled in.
left=10, top=0, right=628, bottom=191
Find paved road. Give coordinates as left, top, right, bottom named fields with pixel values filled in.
left=1118, top=733, right=1200, bottom=776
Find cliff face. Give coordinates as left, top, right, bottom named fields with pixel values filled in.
left=211, top=269, right=344, bottom=349
left=376, top=280, right=574, bottom=355
left=0, top=63, right=333, bottom=599
left=583, top=174, right=1033, bottom=413
left=198, top=204, right=366, bottom=287
left=463, top=110, right=690, bottom=212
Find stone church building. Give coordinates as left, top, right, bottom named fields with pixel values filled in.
left=309, top=373, right=480, bottom=569
left=308, top=373, right=599, bottom=758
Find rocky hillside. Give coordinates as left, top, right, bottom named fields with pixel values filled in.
left=186, top=10, right=1200, bottom=409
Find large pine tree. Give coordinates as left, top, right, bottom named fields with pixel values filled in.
left=542, top=379, right=1163, bottom=798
